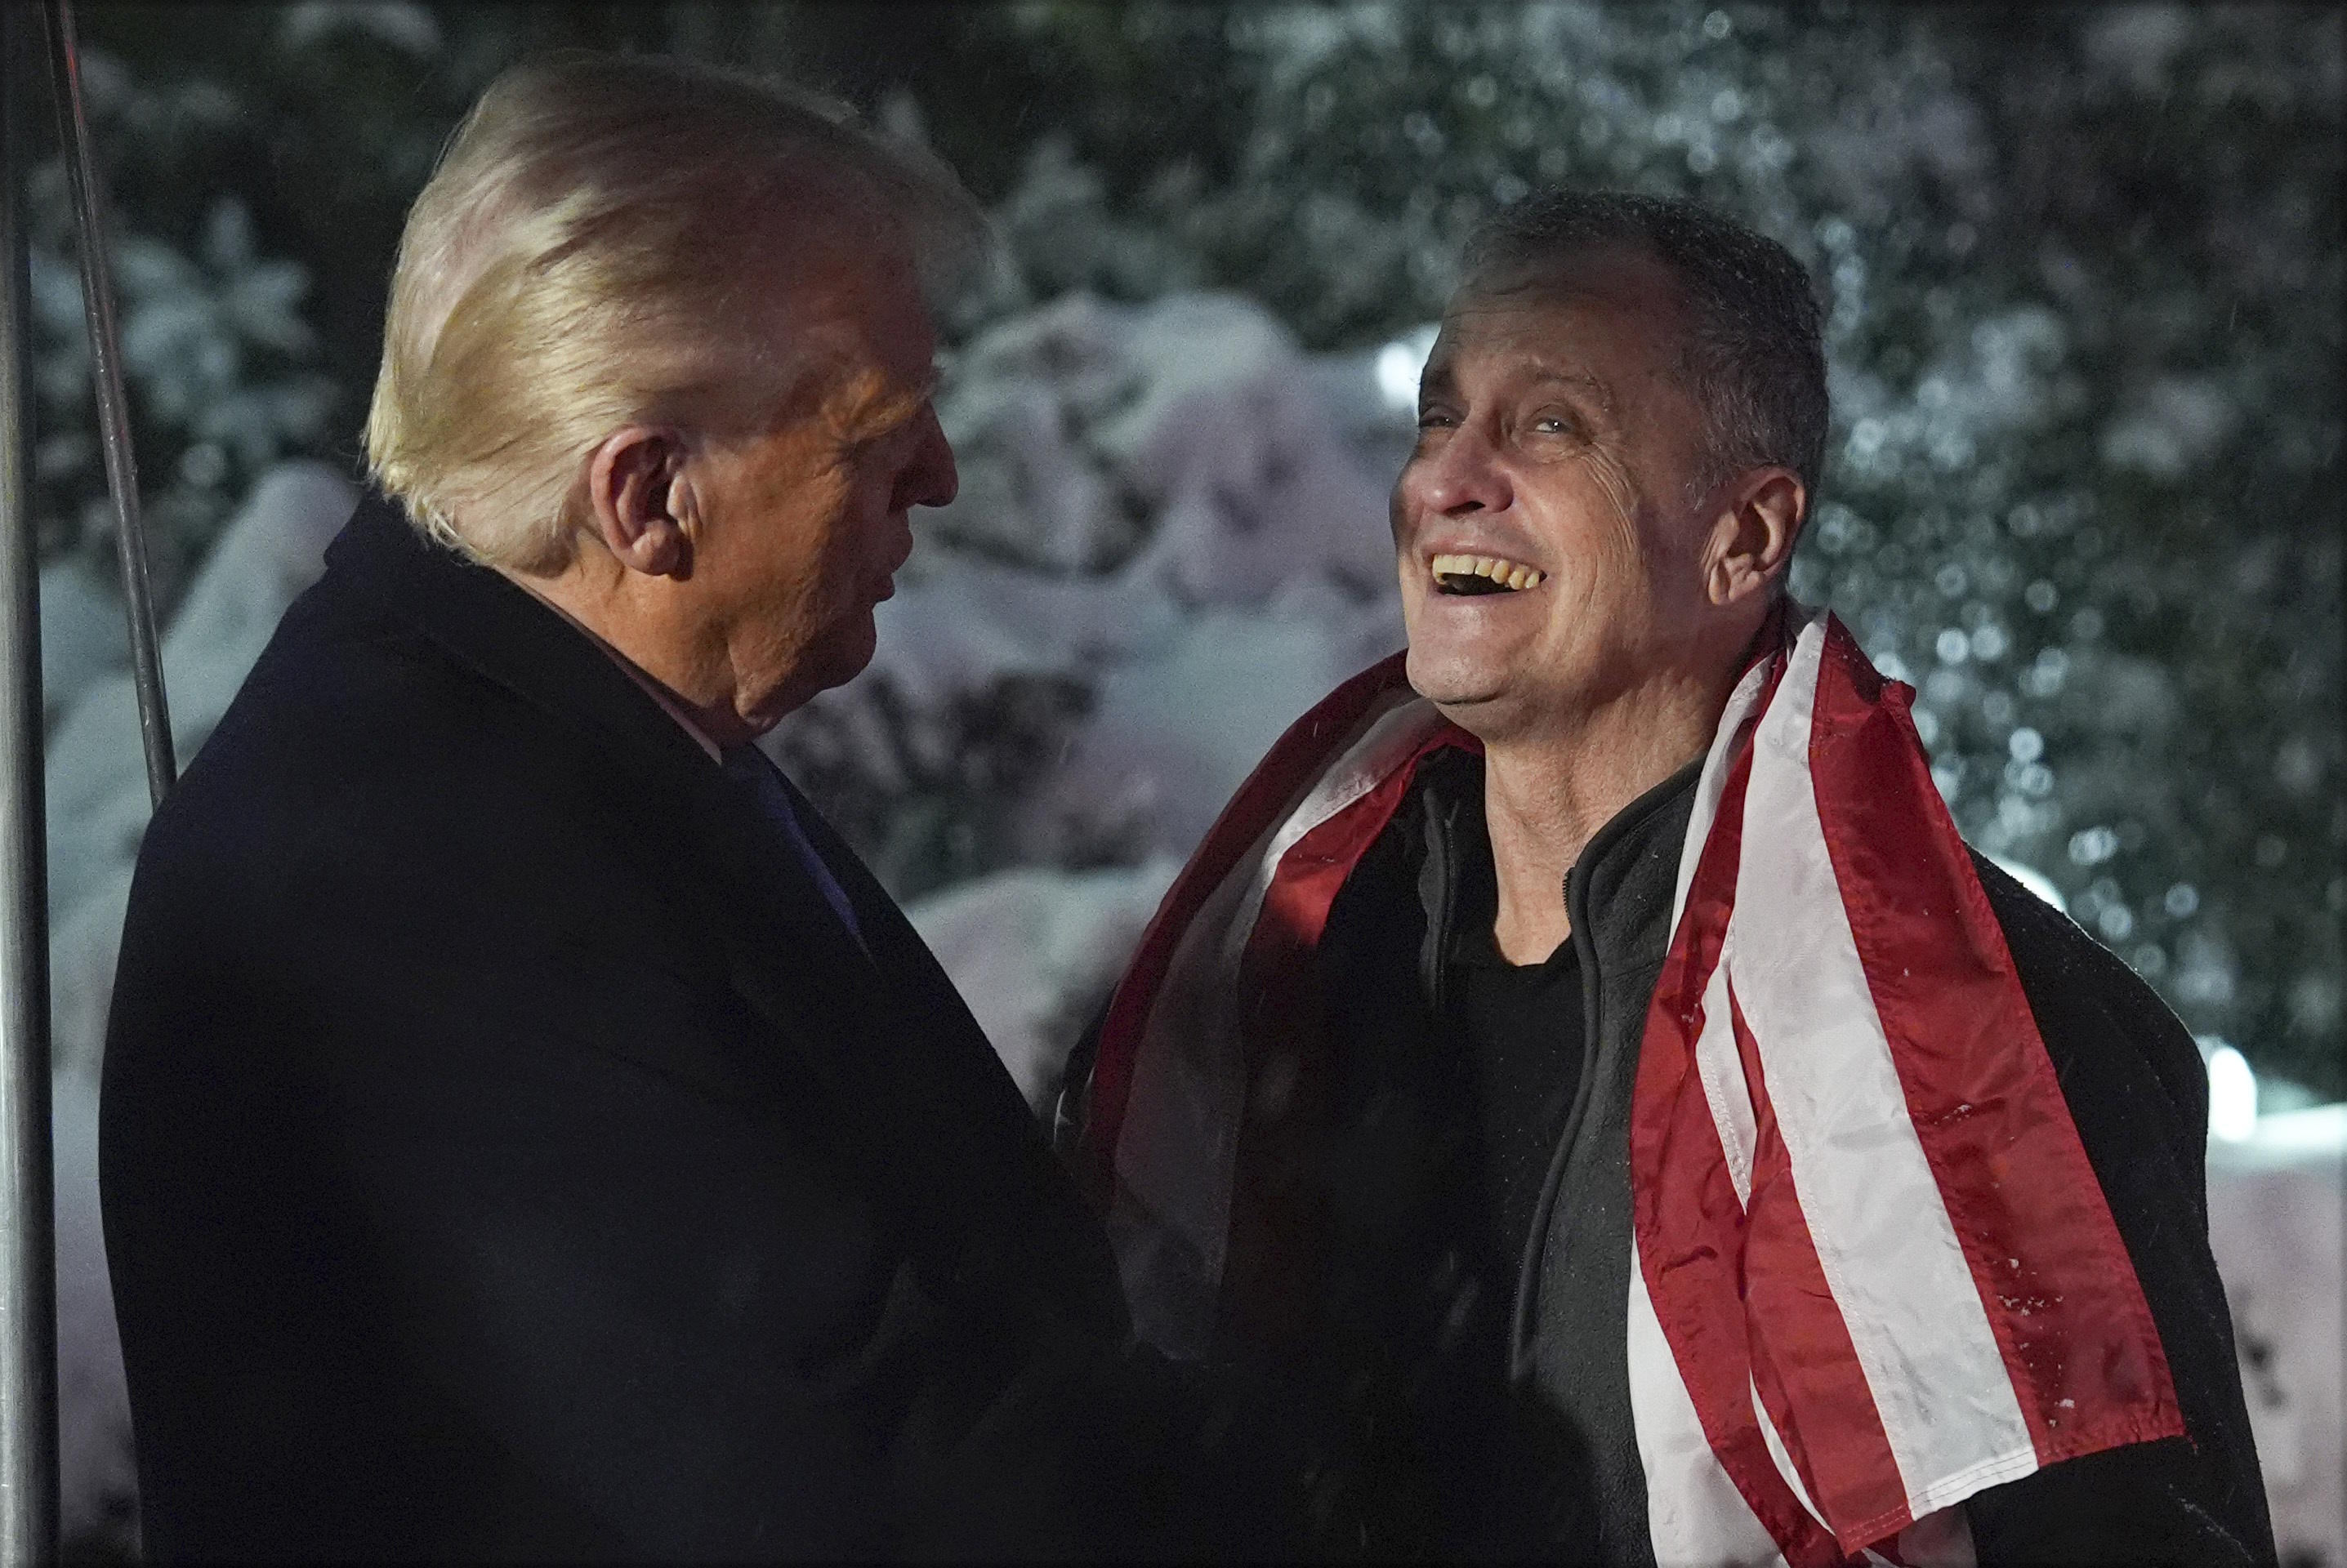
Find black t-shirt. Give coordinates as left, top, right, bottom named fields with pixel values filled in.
left=1443, top=820, right=1589, bottom=1281
left=1307, top=760, right=1600, bottom=1557
left=1431, top=795, right=1601, bottom=1557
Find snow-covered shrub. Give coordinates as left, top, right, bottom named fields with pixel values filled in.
left=937, top=0, right=2342, bottom=1098
left=763, top=290, right=1403, bottom=898
left=907, top=857, right=1181, bottom=1111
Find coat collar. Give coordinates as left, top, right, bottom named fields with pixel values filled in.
left=323, top=492, right=718, bottom=785
left=1565, top=751, right=1703, bottom=979
left=1408, top=743, right=1702, bottom=986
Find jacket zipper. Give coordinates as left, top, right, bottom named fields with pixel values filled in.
left=1506, top=863, right=1608, bottom=1382
left=1424, top=791, right=1458, bottom=1018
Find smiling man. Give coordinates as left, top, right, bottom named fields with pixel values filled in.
left=100, top=54, right=1174, bottom=1561
left=1074, top=191, right=2274, bottom=1563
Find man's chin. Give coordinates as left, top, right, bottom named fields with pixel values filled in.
left=1404, top=644, right=1513, bottom=711
left=765, top=615, right=877, bottom=720
left=812, top=620, right=878, bottom=693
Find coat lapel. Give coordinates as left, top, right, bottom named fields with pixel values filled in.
left=772, top=769, right=1020, bottom=1075
left=712, top=789, right=1128, bottom=1337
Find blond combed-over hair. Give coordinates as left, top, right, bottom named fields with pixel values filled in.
left=364, top=51, right=985, bottom=573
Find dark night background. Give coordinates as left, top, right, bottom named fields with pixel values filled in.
left=36, top=1, right=2340, bottom=1092
left=20, top=7, right=2343, bottom=1558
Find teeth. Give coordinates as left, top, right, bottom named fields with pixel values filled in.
left=1430, top=552, right=1545, bottom=591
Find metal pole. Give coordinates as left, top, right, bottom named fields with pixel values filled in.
left=0, top=0, right=57, bottom=1558
left=40, top=0, right=171, bottom=806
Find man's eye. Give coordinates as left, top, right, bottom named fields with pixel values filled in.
left=1532, top=414, right=1573, bottom=435
left=1416, top=409, right=1457, bottom=430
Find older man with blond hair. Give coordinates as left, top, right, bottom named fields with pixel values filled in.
left=100, top=53, right=1234, bottom=1561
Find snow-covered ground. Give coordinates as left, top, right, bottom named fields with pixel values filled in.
left=2207, top=1105, right=2345, bottom=1566
left=907, top=857, right=1179, bottom=1109
left=36, top=294, right=2345, bottom=1563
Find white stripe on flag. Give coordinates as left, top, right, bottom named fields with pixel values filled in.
left=1694, top=958, right=1756, bottom=1207
left=1203, top=692, right=1442, bottom=1037
left=1631, top=1234, right=1789, bottom=1568
left=1675, top=641, right=1780, bottom=1214
left=1636, top=620, right=1795, bottom=1565
left=1671, top=648, right=1782, bottom=925
left=1728, top=620, right=2036, bottom=1517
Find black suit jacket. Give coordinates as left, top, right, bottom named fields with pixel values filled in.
left=100, top=495, right=1143, bottom=1561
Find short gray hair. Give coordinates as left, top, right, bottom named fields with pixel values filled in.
left=1460, top=189, right=1828, bottom=508
left=365, top=51, right=987, bottom=572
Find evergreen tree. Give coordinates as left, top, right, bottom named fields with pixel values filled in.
left=44, top=1, right=2341, bottom=1094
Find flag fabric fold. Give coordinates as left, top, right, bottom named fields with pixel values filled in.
left=1086, top=608, right=2182, bottom=1563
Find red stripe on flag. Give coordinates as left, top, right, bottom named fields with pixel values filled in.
left=1635, top=746, right=1846, bottom=1568
left=1217, top=723, right=1473, bottom=1348
left=1802, top=618, right=2183, bottom=1464
left=1246, top=731, right=1465, bottom=982
left=1729, top=982, right=1916, bottom=1550
left=1081, top=651, right=1413, bottom=1199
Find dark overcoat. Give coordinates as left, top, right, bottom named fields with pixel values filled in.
left=101, top=495, right=1143, bottom=1561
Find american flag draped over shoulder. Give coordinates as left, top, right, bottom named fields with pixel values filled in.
left=1082, top=608, right=2182, bottom=1566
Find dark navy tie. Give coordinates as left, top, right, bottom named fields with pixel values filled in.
left=721, top=743, right=868, bottom=956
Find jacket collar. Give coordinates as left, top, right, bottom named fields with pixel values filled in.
left=1565, top=751, right=1704, bottom=979
left=1410, top=744, right=1702, bottom=984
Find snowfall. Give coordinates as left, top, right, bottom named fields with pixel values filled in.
left=39, top=292, right=2343, bottom=1561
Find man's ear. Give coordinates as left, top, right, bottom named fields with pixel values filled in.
left=1704, top=467, right=1805, bottom=607
left=585, top=426, right=694, bottom=579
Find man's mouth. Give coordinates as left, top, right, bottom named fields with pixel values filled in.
left=1430, top=552, right=1546, bottom=596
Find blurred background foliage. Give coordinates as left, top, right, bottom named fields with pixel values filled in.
left=34, top=1, right=2343, bottom=1094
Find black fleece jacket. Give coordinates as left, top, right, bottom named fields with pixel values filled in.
left=1284, top=747, right=2275, bottom=1564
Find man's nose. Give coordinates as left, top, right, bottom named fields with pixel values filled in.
left=1401, top=425, right=1511, bottom=519
left=902, top=404, right=958, bottom=511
